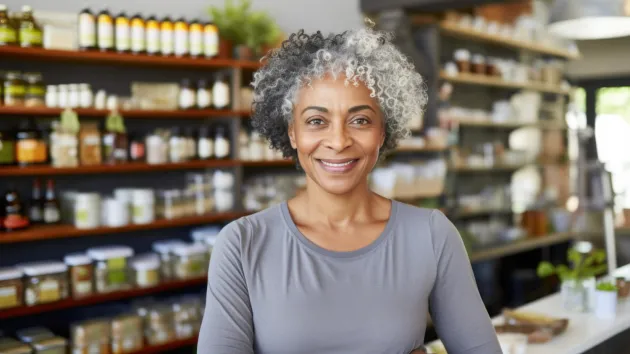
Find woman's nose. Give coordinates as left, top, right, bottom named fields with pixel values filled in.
left=325, top=124, right=353, bottom=152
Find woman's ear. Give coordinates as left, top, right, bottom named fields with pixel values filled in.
left=288, top=122, right=297, bottom=149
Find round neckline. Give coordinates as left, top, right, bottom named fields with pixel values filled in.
left=280, top=200, right=399, bottom=259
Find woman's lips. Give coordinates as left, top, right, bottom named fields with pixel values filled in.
left=316, top=158, right=359, bottom=173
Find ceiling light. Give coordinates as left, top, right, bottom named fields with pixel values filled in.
left=549, top=0, right=630, bottom=40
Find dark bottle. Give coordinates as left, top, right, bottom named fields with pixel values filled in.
left=28, top=178, right=43, bottom=224
left=78, top=8, right=96, bottom=50
left=0, top=4, right=17, bottom=46
left=129, top=134, right=145, bottom=162
left=96, top=9, right=114, bottom=51
left=2, top=186, right=30, bottom=231
left=18, top=5, right=43, bottom=48
left=43, top=179, right=60, bottom=224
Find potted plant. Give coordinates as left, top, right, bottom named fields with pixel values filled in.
left=537, top=248, right=607, bottom=312
left=209, top=0, right=281, bottom=60
left=594, top=281, right=618, bottom=319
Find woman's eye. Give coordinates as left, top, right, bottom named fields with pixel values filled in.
left=352, top=117, right=369, bottom=125
left=307, top=118, right=325, bottom=125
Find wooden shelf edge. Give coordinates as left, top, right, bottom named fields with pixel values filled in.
left=0, top=46, right=260, bottom=69
left=439, top=22, right=581, bottom=60
left=450, top=163, right=527, bottom=172
left=0, top=106, right=250, bottom=119
left=240, top=159, right=295, bottom=167
left=0, top=277, right=207, bottom=319
left=132, top=337, right=198, bottom=354
left=470, top=232, right=575, bottom=263
left=0, top=211, right=251, bottom=244
left=440, top=71, right=570, bottom=95
left=455, top=118, right=568, bottom=130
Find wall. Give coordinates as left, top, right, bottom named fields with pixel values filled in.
left=567, top=37, right=630, bottom=80
left=3, top=0, right=364, bottom=34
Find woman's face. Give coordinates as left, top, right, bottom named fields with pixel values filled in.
left=288, top=75, right=385, bottom=195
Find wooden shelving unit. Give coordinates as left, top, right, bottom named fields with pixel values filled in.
left=440, top=71, right=570, bottom=95
left=130, top=337, right=198, bottom=354
left=0, top=106, right=250, bottom=119
left=0, top=211, right=250, bottom=244
left=241, top=159, right=294, bottom=167
left=0, top=277, right=207, bottom=319
left=0, top=45, right=261, bottom=70
left=469, top=232, right=576, bottom=263
left=454, top=117, right=568, bottom=130
left=450, top=163, right=527, bottom=173
left=439, top=21, right=580, bottom=60
left=394, top=145, right=449, bottom=153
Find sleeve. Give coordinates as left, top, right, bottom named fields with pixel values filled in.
left=197, top=220, right=255, bottom=354
left=428, top=210, right=502, bottom=354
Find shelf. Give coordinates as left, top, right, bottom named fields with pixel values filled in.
left=450, top=163, right=526, bottom=173
left=0, top=45, right=260, bottom=70
left=0, top=277, right=206, bottom=319
left=394, top=145, right=449, bottom=153
left=0, top=211, right=249, bottom=244
left=0, top=160, right=240, bottom=176
left=0, top=106, right=250, bottom=119
left=131, top=337, right=198, bottom=354
left=240, top=159, right=295, bottom=167
left=440, top=71, right=570, bottom=95
left=439, top=22, right=580, bottom=60
left=470, top=232, right=576, bottom=263
left=454, top=208, right=513, bottom=218
left=455, top=118, right=568, bottom=130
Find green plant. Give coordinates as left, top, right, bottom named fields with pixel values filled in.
left=596, top=281, right=618, bottom=292
left=209, top=0, right=281, bottom=53
left=537, top=248, right=607, bottom=282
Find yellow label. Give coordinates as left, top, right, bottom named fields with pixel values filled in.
left=190, top=23, right=202, bottom=32
left=131, top=18, right=144, bottom=27
left=161, top=22, right=173, bottom=31
left=107, top=257, right=126, bottom=269
left=175, top=22, right=188, bottom=31
left=76, top=209, right=89, bottom=222
left=26, top=86, right=45, bottom=95
left=20, top=28, right=42, bottom=45
left=147, top=20, right=159, bottom=29
left=116, top=17, right=129, bottom=26
left=0, top=287, right=18, bottom=309
left=39, top=280, right=60, bottom=303
left=204, top=24, right=218, bottom=33
left=0, top=27, right=17, bottom=43
left=98, top=15, right=113, bottom=24
left=6, top=85, right=25, bottom=95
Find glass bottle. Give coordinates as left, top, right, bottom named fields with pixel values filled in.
left=78, top=7, right=96, bottom=50
left=197, top=126, right=213, bottom=160
left=0, top=4, right=17, bottom=46
left=114, top=12, right=130, bottom=53
left=18, top=5, right=42, bottom=48
left=185, top=127, right=196, bottom=160
left=29, top=178, right=43, bottom=224
left=214, top=126, right=230, bottom=159
left=159, top=17, right=173, bottom=56
left=178, top=79, right=195, bottom=110
left=189, top=19, right=203, bottom=57
left=196, top=79, right=211, bottom=109
left=130, top=14, right=145, bottom=54
left=145, top=16, right=160, bottom=55
left=43, top=179, right=61, bottom=224
left=212, top=74, right=230, bottom=109
left=96, top=9, right=114, bottom=51
left=203, top=22, right=218, bottom=58
left=3, top=186, right=30, bottom=231
left=169, top=127, right=182, bottom=163
left=173, top=17, right=188, bottom=57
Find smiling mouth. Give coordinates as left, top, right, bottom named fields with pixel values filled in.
left=316, top=158, right=359, bottom=173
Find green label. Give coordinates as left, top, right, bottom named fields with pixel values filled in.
left=0, top=141, right=15, bottom=164
left=107, top=269, right=127, bottom=285
left=107, top=257, right=126, bottom=269
left=20, top=28, right=42, bottom=45
left=26, top=86, right=45, bottom=96
left=76, top=209, right=89, bottom=222
left=189, top=261, right=203, bottom=274
left=6, top=85, right=25, bottom=96
left=0, top=27, right=17, bottom=43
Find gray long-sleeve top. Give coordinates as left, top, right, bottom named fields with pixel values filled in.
left=198, top=201, right=501, bottom=354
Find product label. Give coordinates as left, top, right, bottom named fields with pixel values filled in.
left=198, top=138, right=213, bottom=159
left=78, top=13, right=96, bottom=47
left=212, top=82, right=230, bottom=109
left=137, top=269, right=158, bottom=286
left=26, top=85, right=45, bottom=96
left=39, top=280, right=60, bottom=303
left=189, top=23, right=203, bottom=55
left=160, top=23, right=173, bottom=54
left=19, top=28, right=42, bottom=46
left=197, top=89, right=211, bottom=108
left=29, top=205, right=42, bottom=222
left=204, top=25, right=218, bottom=57
left=44, top=206, right=61, bottom=223
left=214, top=138, right=230, bottom=158
left=107, top=269, right=127, bottom=286
left=6, top=84, right=26, bottom=96
left=107, top=257, right=126, bottom=269
left=179, top=89, right=195, bottom=109
left=76, top=208, right=89, bottom=223
left=146, top=21, right=160, bottom=53
left=115, top=17, right=130, bottom=51
left=174, top=22, right=188, bottom=55
left=0, top=287, right=18, bottom=309
left=0, top=26, right=17, bottom=44
left=130, top=19, right=145, bottom=51
left=17, top=139, right=38, bottom=163
left=97, top=16, right=114, bottom=48
left=75, top=281, right=92, bottom=295
left=0, top=140, right=15, bottom=164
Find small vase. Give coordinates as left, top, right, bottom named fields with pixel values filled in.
left=234, top=45, right=253, bottom=60
left=218, top=39, right=233, bottom=59
left=595, top=290, right=617, bottom=319
left=561, top=277, right=595, bottom=312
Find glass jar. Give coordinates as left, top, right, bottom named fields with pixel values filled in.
left=131, top=189, right=154, bottom=224
left=156, top=189, right=182, bottom=220
left=110, top=315, right=143, bottom=354
left=0, top=338, right=32, bottom=354
left=171, top=244, right=208, bottom=280
left=16, top=119, right=47, bottom=166
left=49, top=122, right=79, bottom=168
left=32, top=337, right=67, bottom=354
left=0, top=128, right=16, bottom=165
left=74, top=193, right=101, bottom=229
left=24, top=72, right=45, bottom=107
left=151, top=240, right=187, bottom=281
left=4, top=71, right=26, bottom=106
left=45, top=85, right=57, bottom=107
left=131, top=254, right=160, bottom=288
left=71, top=319, right=111, bottom=354
left=0, top=266, right=24, bottom=310
left=172, top=296, right=203, bottom=339
left=20, top=262, right=69, bottom=306
left=143, top=305, right=175, bottom=346
left=87, top=246, right=134, bottom=293
left=63, top=253, right=94, bottom=299
left=16, top=327, right=54, bottom=344
left=190, top=226, right=220, bottom=255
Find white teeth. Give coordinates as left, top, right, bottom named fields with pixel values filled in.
left=321, top=160, right=355, bottom=167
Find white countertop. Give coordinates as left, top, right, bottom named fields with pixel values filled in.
left=427, top=264, right=630, bottom=354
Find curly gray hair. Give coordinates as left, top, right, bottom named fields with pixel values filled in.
left=250, top=28, right=427, bottom=159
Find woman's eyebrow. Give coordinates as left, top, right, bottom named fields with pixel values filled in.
left=348, top=105, right=375, bottom=113
left=301, top=106, right=328, bottom=114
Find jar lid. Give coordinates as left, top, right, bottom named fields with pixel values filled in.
left=87, top=245, right=134, bottom=261
left=75, top=192, right=101, bottom=202
left=64, top=253, right=92, bottom=266
left=190, top=226, right=221, bottom=243
left=0, top=338, right=31, bottom=354
left=32, top=336, right=68, bottom=350
left=16, top=327, right=55, bottom=343
left=132, top=254, right=160, bottom=271
left=152, top=239, right=187, bottom=254
left=171, top=243, right=208, bottom=257
left=0, top=266, right=23, bottom=281
left=19, top=261, right=68, bottom=277
left=132, top=189, right=155, bottom=200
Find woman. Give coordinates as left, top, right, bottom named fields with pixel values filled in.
left=198, top=28, right=501, bottom=354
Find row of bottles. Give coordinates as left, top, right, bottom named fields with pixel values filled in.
left=78, top=9, right=220, bottom=57
left=0, top=4, right=43, bottom=48
left=1, top=178, right=60, bottom=231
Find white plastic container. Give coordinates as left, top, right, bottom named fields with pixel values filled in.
left=132, top=254, right=161, bottom=288
left=171, top=244, right=209, bottom=280
left=74, top=193, right=101, bottom=229
left=152, top=240, right=188, bottom=280
left=132, top=189, right=155, bottom=224
left=101, top=197, right=129, bottom=227
left=595, top=289, right=618, bottom=319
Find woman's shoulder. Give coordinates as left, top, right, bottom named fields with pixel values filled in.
left=392, top=201, right=458, bottom=245
left=215, top=204, right=286, bottom=249
left=393, top=201, right=445, bottom=226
